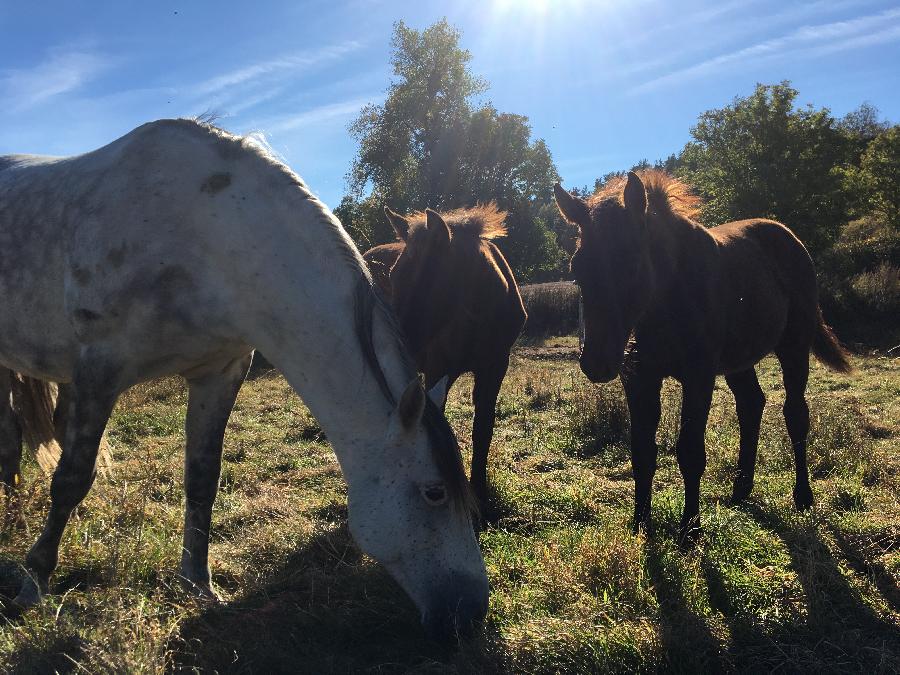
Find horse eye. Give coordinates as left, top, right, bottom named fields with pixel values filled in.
left=421, top=484, right=448, bottom=506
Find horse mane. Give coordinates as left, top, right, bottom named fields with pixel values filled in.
left=354, top=280, right=475, bottom=514
left=589, top=169, right=703, bottom=221
left=406, top=203, right=508, bottom=240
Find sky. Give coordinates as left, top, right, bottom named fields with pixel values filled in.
left=2, top=0, right=899, bottom=208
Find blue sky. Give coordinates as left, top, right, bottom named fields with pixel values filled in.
left=2, top=0, right=899, bottom=207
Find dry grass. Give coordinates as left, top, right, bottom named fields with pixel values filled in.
left=1, top=342, right=899, bottom=673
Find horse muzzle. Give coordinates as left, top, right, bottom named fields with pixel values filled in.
left=422, top=572, right=489, bottom=643
left=579, top=347, right=623, bottom=383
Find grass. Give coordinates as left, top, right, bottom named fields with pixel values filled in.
left=1, top=338, right=899, bottom=673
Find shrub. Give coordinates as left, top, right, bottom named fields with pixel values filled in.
left=520, top=281, right=581, bottom=338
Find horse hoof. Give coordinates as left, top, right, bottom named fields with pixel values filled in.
left=793, top=484, right=814, bottom=511
left=730, top=479, right=753, bottom=505
left=12, top=576, right=44, bottom=610
left=180, top=577, right=222, bottom=603
left=677, top=517, right=701, bottom=548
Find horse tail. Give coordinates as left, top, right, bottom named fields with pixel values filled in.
left=812, top=306, right=853, bottom=373
left=10, top=375, right=62, bottom=473
left=9, top=375, right=113, bottom=473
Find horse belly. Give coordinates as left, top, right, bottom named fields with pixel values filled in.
left=0, top=196, right=79, bottom=379
left=719, top=282, right=789, bottom=374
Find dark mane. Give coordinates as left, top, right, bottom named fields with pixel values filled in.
left=405, top=203, right=507, bottom=240
left=589, top=169, right=703, bottom=221
left=354, top=278, right=475, bottom=514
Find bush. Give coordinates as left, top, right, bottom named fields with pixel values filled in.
left=819, top=217, right=900, bottom=348
left=520, top=282, right=581, bottom=337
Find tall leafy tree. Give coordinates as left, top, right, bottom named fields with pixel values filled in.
left=340, top=19, right=563, bottom=281
left=676, top=82, right=850, bottom=253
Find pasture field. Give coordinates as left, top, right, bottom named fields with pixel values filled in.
left=1, top=338, right=898, bottom=673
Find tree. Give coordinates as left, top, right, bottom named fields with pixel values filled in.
left=844, top=125, right=900, bottom=226
left=343, top=20, right=563, bottom=281
left=676, top=82, right=850, bottom=254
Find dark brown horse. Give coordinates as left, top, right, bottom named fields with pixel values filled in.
left=364, top=205, right=527, bottom=508
left=554, top=171, right=851, bottom=543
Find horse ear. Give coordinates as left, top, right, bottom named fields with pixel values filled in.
left=554, top=183, right=591, bottom=228
left=384, top=206, right=410, bottom=241
left=424, top=208, right=452, bottom=248
left=624, top=172, right=647, bottom=222
left=398, top=374, right=426, bottom=430
left=427, top=376, right=449, bottom=410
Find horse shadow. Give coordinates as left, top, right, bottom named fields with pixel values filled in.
left=170, top=521, right=503, bottom=673
left=642, top=537, right=728, bottom=672
left=700, top=500, right=900, bottom=670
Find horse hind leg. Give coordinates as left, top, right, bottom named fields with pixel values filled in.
left=13, top=353, right=123, bottom=609
left=0, top=369, right=24, bottom=494
left=180, top=353, right=252, bottom=599
left=726, top=368, right=766, bottom=504
left=776, top=345, right=813, bottom=511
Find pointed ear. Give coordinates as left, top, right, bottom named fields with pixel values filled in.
left=554, top=183, right=591, bottom=228
left=384, top=206, right=410, bottom=241
left=424, top=208, right=452, bottom=248
left=398, top=374, right=426, bottom=430
left=427, top=376, right=449, bottom=410
left=623, top=172, right=647, bottom=222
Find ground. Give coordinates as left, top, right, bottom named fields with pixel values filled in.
left=1, top=337, right=898, bottom=673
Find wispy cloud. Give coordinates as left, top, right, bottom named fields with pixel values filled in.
left=261, top=95, right=383, bottom=134
left=631, top=7, right=900, bottom=94
left=193, top=41, right=363, bottom=97
left=1, top=46, right=109, bottom=111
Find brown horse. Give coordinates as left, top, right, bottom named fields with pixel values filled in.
left=364, top=205, right=527, bottom=508
left=554, top=170, right=851, bottom=543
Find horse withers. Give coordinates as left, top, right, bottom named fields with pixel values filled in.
left=364, top=205, right=527, bottom=510
left=0, top=119, right=487, bottom=640
left=555, top=171, right=851, bottom=544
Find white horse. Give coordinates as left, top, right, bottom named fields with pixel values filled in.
left=0, top=119, right=487, bottom=639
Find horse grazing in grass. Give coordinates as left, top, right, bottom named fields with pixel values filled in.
left=554, top=171, right=851, bottom=544
left=364, top=205, right=527, bottom=509
left=0, top=119, right=487, bottom=639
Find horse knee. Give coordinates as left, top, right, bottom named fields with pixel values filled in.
left=749, top=389, right=766, bottom=418
left=49, top=465, right=96, bottom=511
left=783, top=396, right=809, bottom=441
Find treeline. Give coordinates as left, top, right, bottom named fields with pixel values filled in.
left=337, top=21, right=899, bottom=347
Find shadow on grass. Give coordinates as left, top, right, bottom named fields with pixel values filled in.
left=701, top=501, right=900, bottom=671
left=643, top=539, right=727, bottom=673
left=170, top=524, right=503, bottom=674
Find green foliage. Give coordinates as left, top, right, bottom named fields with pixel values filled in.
left=843, top=125, right=900, bottom=225
left=342, top=20, right=564, bottom=281
left=676, top=82, right=850, bottom=254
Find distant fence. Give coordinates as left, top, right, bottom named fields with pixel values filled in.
left=520, top=281, right=582, bottom=338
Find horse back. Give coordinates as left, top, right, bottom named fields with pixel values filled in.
left=710, top=219, right=817, bottom=371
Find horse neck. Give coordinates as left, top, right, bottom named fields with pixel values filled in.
left=231, top=194, right=410, bottom=477
left=642, top=212, right=705, bottom=305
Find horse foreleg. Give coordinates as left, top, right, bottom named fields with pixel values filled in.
left=180, top=353, right=252, bottom=600
left=675, top=374, right=714, bottom=546
left=14, top=354, right=122, bottom=608
left=470, top=358, right=508, bottom=511
left=623, top=372, right=663, bottom=534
